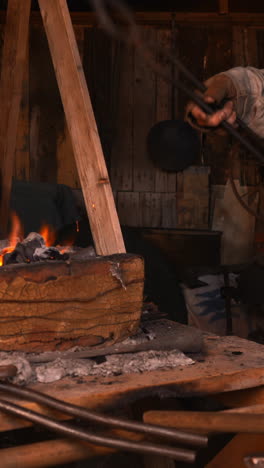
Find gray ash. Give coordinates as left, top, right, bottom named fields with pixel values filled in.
left=3, top=232, right=69, bottom=265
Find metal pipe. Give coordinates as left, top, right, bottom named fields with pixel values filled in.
left=0, top=398, right=196, bottom=463
left=0, top=382, right=207, bottom=448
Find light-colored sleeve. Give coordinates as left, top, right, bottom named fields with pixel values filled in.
left=221, top=66, right=264, bottom=137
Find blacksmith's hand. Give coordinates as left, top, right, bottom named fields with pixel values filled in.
left=186, top=95, right=237, bottom=131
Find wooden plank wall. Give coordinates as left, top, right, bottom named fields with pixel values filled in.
left=0, top=15, right=263, bottom=230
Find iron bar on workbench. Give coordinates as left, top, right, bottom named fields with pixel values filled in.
left=0, top=382, right=207, bottom=448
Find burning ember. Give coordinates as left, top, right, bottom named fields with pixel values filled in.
left=0, top=213, right=71, bottom=266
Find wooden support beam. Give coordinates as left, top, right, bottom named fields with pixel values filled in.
left=0, top=0, right=31, bottom=235
left=38, top=0, right=125, bottom=255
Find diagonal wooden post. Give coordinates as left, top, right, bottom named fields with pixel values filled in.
left=0, top=0, right=31, bottom=236
left=38, top=0, right=126, bottom=255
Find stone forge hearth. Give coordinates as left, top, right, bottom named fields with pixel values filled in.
left=0, top=249, right=144, bottom=352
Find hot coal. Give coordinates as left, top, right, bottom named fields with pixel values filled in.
left=3, top=232, right=69, bottom=265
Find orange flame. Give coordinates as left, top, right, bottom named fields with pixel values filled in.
left=39, top=224, right=56, bottom=247
left=0, top=217, right=75, bottom=266
left=0, top=212, right=24, bottom=266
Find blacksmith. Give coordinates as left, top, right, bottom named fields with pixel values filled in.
left=185, top=66, right=264, bottom=139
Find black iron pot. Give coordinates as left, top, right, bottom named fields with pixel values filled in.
left=147, top=119, right=201, bottom=172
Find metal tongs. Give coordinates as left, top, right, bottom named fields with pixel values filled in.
left=90, top=0, right=264, bottom=163
left=0, top=368, right=207, bottom=464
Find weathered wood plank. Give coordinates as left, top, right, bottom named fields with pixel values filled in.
left=182, top=166, right=210, bottom=197
left=232, top=25, right=258, bottom=69
left=56, top=26, right=85, bottom=188
left=39, top=0, right=125, bottom=255
left=29, top=25, right=64, bottom=183
left=0, top=330, right=264, bottom=433
left=0, top=254, right=144, bottom=351
left=56, top=122, right=80, bottom=188
left=0, top=438, right=115, bottom=468
left=144, top=410, right=264, bottom=433
left=139, top=192, right=162, bottom=228
left=133, top=26, right=156, bottom=192
left=1, top=12, right=264, bottom=28
left=203, top=25, right=232, bottom=78
left=218, top=0, right=229, bottom=14
left=155, top=28, right=177, bottom=194
left=176, top=197, right=196, bottom=228
left=0, top=0, right=31, bottom=234
left=161, top=193, right=178, bottom=229
left=14, top=46, right=30, bottom=181
left=257, top=30, right=264, bottom=68
left=176, top=166, right=210, bottom=228
left=144, top=455, right=175, bottom=468
left=232, top=26, right=247, bottom=66
left=83, top=28, right=122, bottom=172
left=178, top=26, right=208, bottom=118
left=110, top=40, right=134, bottom=192
left=117, top=192, right=140, bottom=227
left=247, top=27, right=259, bottom=67
left=56, top=27, right=85, bottom=189
left=176, top=197, right=209, bottom=229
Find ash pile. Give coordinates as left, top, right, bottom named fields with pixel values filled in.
left=0, top=321, right=195, bottom=385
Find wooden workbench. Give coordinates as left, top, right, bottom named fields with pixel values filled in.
left=1, top=323, right=264, bottom=428
left=1, top=322, right=264, bottom=467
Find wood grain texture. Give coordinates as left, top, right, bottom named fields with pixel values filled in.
left=29, top=25, right=64, bottom=183
left=144, top=455, right=175, bottom=468
left=0, top=438, right=115, bottom=468
left=110, top=40, right=134, bottom=192
left=144, top=410, right=264, bottom=433
left=205, top=434, right=264, bottom=468
left=0, top=330, right=264, bottom=433
left=0, top=254, right=144, bottom=351
left=218, top=0, right=229, bottom=14
left=215, top=386, right=264, bottom=409
left=203, top=25, right=232, bottom=78
left=176, top=166, right=210, bottom=229
left=161, top=193, right=178, bottom=228
left=139, top=192, right=162, bottom=228
left=232, top=26, right=247, bottom=66
left=133, top=26, right=156, bottom=192
left=0, top=11, right=263, bottom=27
left=38, top=0, right=125, bottom=255
left=14, top=46, right=30, bottom=181
left=0, top=0, right=31, bottom=233
left=56, top=26, right=84, bottom=189
left=117, top=192, right=140, bottom=227
left=154, top=28, right=177, bottom=194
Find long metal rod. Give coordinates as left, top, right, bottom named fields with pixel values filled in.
left=0, top=382, right=207, bottom=448
left=91, top=0, right=264, bottom=162
left=0, top=398, right=196, bottom=463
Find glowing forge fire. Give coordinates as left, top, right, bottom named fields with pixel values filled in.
left=0, top=213, right=73, bottom=266
left=0, top=213, right=23, bottom=266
